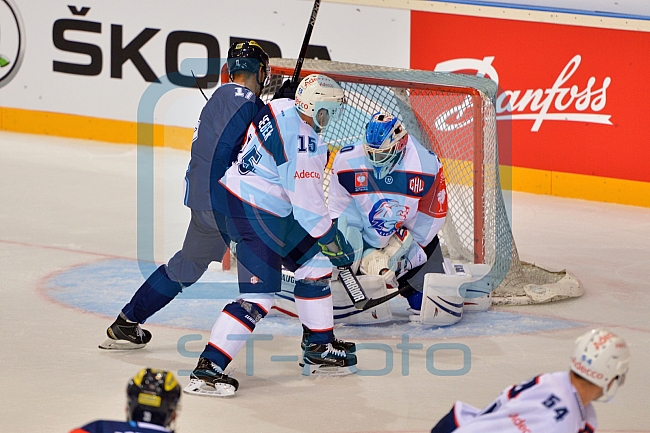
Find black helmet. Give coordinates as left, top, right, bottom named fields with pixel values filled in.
left=227, top=40, right=271, bottom=89
left=126, top=368, right=181, bottom=428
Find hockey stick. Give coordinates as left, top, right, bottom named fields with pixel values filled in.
left=359, top=284, right=414, bottom=311
left=291, top=0, right=321, bottom=85
left=338, top=269, right=416, bottom=311
left=337, top=266, right=370, bottom=310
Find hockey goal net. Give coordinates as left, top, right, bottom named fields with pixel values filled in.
left=261, top=58, right=583, bottom=306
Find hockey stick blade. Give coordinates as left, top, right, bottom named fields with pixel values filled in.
left=337, top=266, right=369, bottom=310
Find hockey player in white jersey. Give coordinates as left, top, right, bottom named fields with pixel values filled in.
left=432, top=328, right=631, bottom=433
left=326, top=111, right=454, bottom=324
left=183, top=74, right=358, bottom=397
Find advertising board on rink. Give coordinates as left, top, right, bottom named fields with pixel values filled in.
left=0, top=0, right=409, bottom=130
left=1, top=0, right=649, bottom=206
left=411, top=10, right=650, bottom=196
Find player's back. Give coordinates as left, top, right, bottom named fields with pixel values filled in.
left=185, top=82, right=264, bottom=211
left=434, top=371, right=597, bottom=433
left=70, top=419, right=171, bottom=433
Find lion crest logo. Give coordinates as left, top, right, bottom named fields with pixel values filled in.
left=369, top=199, right=409, bottom=237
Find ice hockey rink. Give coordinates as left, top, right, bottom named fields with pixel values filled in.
left=1, top=130, right=648, bottom=432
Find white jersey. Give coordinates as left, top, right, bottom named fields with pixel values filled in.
left=328, top=135, right=447, bottom=248
left=218, top=99, right=332, bottom=239
left=436, top=372, right=597, bottom=433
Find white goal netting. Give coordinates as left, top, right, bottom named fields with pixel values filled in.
left=262, top=58, right=583, bottom=305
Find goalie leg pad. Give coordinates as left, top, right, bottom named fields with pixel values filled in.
left=331, top=276, right=392, bottom=325
left=418, top=273, right=466, bottom=326
left=456, top=263, right=492, bottom=312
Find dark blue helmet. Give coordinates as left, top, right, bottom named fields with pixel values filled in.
left=227, top=40, right=270, bottom=89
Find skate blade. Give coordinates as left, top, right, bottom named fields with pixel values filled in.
left=98, top=337, right=146, bottom=350
left=183, top=378, right=236, bottom=397
left=302, top=363, right=358, bottom=377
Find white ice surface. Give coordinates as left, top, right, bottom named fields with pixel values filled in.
left=1, top=131, right=648, bottom=432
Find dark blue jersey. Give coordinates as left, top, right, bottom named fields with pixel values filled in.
left=70, top=419, right=171, bottom=433
left=184, top=83, right=265, bottom=210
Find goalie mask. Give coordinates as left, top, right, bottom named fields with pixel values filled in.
left=227, top=40, right=271, bottom=91
left=127, top=368, right=181, bottom=427
left=363, top=112, right=408, bottom=179
left=570, top=328, right=630, bottom=402
left=295, top=74, right=345, bottom=133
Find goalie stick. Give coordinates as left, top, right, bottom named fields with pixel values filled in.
left=337, top=266, right=370, bottom=310
left=358, top=284, right=413, bottom=311
left=337, top=268, right=418, bottom=311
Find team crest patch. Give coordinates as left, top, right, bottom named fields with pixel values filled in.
left=409, top=176, right=424, bottom=194
left=355, top=172, right=368, bottom=191
left=250, top=276, right=259, bottom=284
left=369, top=199, right=410, bottom=237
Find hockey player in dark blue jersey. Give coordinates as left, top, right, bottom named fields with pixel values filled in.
left=100, top=41, right=270, bottom=350
left=70, top=368, right=181, bottom=433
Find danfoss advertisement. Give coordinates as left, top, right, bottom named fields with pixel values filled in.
left=411, top=11, right=650, bottom=204
left=1, top=0, right=649, bottom=206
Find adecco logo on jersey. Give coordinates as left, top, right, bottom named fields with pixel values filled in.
left=0, top=0, right=25, bottom=89
left=294, top=170, right=320, bottom=179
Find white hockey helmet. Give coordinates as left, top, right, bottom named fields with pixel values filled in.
left=570, top=328, right=631, bottom=402
left=295, top=74, right=345, bottom=132
left=363, top=112, right=408, bottom=179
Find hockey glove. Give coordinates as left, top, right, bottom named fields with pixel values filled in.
left=318, top=230, right=356, bottom=268
left=272, top=79, right=297, bottom=100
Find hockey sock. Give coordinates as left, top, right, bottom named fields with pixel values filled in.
left=294, top=279, right=334, bottom=345
left=202, top=295, right=273, bottom=370
left=122, top=265, right=183, bottom=323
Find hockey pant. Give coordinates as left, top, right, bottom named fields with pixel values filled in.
left=200, top=198, right=335, bottom=370
left=122, top=209, right=230, bottom=323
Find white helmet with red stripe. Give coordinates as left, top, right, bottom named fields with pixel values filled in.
left=295, top=74, right=345, bottom=133
left=570, top=328, right=631, bottom=402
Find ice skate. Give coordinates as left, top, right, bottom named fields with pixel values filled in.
left=302, top=342, right=358, bottom=376
left=98, top=313, right=152, bottom=350
left=183, top=357, right=239, bottom=397
left=301, top=324, right=356, bottom=352
left=299, top=325, right=356, bottom=367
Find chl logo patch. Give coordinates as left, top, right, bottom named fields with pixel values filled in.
left=409, top=176, right=424, bottom=194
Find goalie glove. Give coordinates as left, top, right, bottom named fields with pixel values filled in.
left=360, top=249, right=398, bottom=288
left=272, top=79, right=297, bottom=100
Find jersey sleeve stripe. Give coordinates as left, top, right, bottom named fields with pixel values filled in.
left=256, top=105, right=288, bottom=166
